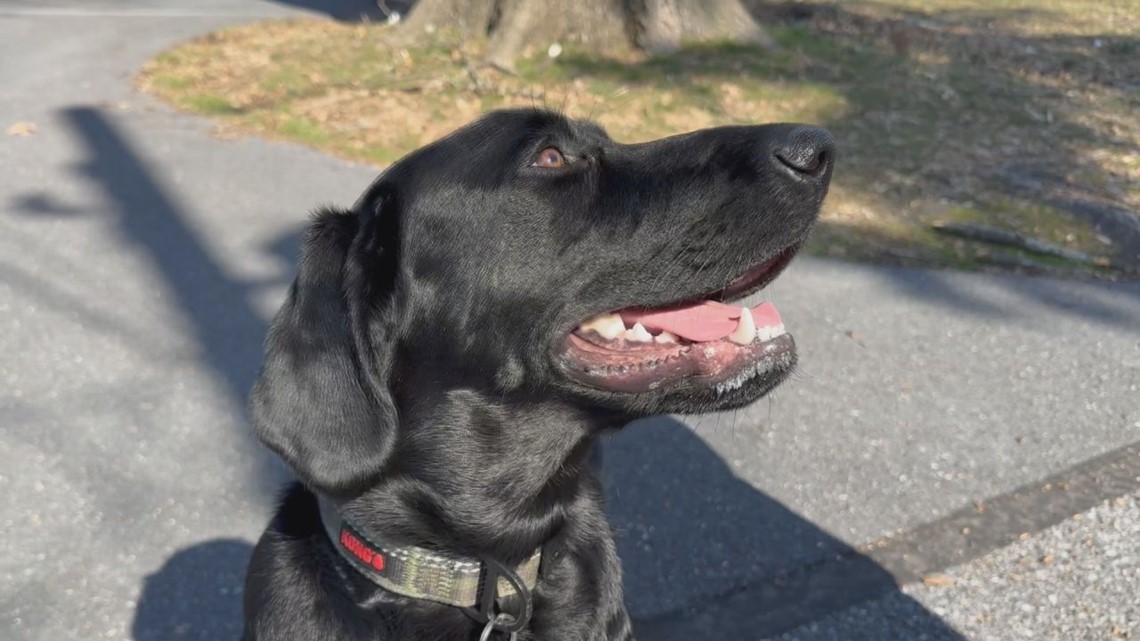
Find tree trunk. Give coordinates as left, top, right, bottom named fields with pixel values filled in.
left=399, top=0, right=497, bottom=38
left=400, top=0, right=775, bottom=70
left=631, top=0, right=777, bottom=54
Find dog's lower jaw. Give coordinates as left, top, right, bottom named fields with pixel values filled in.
left=243, top=482, right=635, bottom=641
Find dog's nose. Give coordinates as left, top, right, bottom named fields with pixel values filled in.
left=772, top=126, right=835, bottom=180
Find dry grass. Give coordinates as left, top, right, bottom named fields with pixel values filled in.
left=137, top=0, right=1140, bottom=278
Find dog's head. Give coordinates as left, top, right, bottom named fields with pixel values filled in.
left=252, top=109, right=834, bottom=493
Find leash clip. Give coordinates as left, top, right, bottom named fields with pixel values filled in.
left=463, top=556, right=532, bottom=639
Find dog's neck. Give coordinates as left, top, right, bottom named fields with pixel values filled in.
left=338, top=385, right=619, bottom=565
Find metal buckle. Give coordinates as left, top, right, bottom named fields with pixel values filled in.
left=462, top=556, right=532, bottom=639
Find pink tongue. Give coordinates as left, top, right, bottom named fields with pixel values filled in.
left=621, top=301, right=781, bottom=342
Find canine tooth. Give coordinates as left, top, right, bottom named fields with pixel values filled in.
left=579, top=313, right=625, bottom=340
left=626, top=323, right=653, bottom=342
left=727, top=307, right=756, bottom=345
left=654, top=331, right=679, bottom=344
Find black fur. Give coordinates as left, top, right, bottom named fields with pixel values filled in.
left=243, top=109, right=834, bottom=640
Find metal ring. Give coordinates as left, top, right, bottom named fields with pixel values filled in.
left=478, top=619, right=496, bottom=641
left=478, top=615, right=518, bottom=641
left=484, top=557, right=532, bottom=633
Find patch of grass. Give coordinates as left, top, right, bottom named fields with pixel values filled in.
left=263, top=69, right=312, bottom=97
left=279, top=116, right=330, bottom=145
left=359, top=145, right=406, bottom=166
left=183, top=94, right=242, bottom=115
left=151, top=74, right=192, bottom=92
left=136, top=0, right=1139, bottom=279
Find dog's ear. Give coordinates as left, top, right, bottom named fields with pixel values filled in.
left=251, top=202, right=400, bottom=495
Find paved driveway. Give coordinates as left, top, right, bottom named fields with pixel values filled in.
left=1, top=2, right=1138, bottom=639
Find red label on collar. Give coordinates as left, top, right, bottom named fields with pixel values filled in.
left=339, top=527, right=386, bottom=571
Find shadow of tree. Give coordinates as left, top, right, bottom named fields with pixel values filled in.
left=266, top=0, right=414, bottom=21
left=803, top=226, right=1140, bottom=332
left=607, top=417, right=966, bottom=638
left=860, top=256, right=1140, bottom=329
left=13, top=107, right=294, bottom=501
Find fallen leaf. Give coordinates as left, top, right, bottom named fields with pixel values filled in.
left=922, top=575, right=954, bottom=587
left=7, top=121, right=38, bottom=136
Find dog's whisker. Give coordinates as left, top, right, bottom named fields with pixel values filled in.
left=586, top=89, right=601, bottom=122
left=590, top=88, right=637, bottom=126
left=731, top=408, right=740, bottom=450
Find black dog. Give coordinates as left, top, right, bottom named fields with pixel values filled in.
left=243, top=109, right=834, bottom=640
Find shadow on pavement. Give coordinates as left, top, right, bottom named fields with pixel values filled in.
left=267, top=0, right=415, bottom=21
left=46, top=106, right=288, bottom=497
left=133, top=539, right=252, bottom=641
left=607, top=417, right=965, bottom=640
left=869, top=261, right=1140, bottom=330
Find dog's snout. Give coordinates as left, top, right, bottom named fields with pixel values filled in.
left=772, top=126, right=835, bottom=180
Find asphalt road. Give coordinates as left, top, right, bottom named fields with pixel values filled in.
left=1, top=2, right=1139, bottom=640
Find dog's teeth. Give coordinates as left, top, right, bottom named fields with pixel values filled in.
left=727, top=307, right=756, bottom=345
left=654, top=330, right=679, bottom=344
left=579, top=313, right=625, bottom=340
left=626, top=323, right=654, bottom=342
left=756, top=323, right=787, bottom=342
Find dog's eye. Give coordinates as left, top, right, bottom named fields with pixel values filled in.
left=532, top=147, right=566, bottom=169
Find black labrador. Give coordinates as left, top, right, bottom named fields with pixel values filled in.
left=243, top=109, right=834, bottom=641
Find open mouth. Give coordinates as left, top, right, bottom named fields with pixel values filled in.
left=558, top=247, right=800, bottom=395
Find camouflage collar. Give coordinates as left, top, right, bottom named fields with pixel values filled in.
left=316, top=495, right=542, bottom=611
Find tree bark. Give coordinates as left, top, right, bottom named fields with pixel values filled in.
left=399, top=0, right=497, bottom=38
left=630, top=0, right=776, bottom=54
left=399, top=0, right=775, bottom=69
